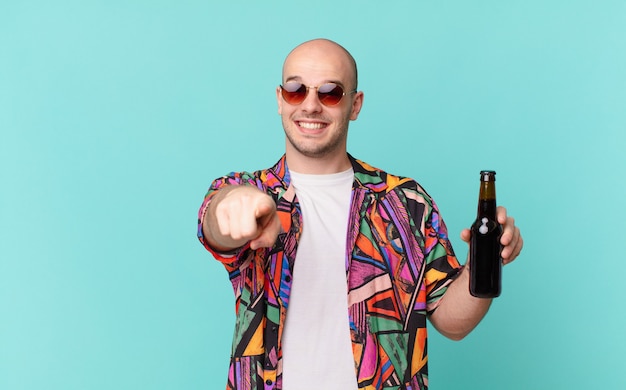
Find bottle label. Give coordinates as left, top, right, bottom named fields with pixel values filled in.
left=478, top=218, right=489, bottom=234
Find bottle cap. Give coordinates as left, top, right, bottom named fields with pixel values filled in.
left=480, top=170, right=496, bottom=181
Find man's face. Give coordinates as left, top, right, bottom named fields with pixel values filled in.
left=276, top=41, right=363, bottom=162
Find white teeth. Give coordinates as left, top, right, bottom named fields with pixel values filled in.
left=298, top=122, right=325, bottom=130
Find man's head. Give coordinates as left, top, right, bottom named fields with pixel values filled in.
left=276, top=39, right=364, bottom=172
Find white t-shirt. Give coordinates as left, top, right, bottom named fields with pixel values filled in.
left=281, top=168, right=358, bottom=389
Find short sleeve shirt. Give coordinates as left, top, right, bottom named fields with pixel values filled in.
left=197, top=154, right=462, bottom=390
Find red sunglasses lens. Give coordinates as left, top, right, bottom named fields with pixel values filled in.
left=317, top=83, right=344, bottom=105
left=281, top=83, right=307, bottom=105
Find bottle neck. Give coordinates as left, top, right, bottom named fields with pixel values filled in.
left=477, top=181, right=497, bottom=219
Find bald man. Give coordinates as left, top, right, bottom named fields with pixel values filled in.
left=197, top=39, right=523, bottom=390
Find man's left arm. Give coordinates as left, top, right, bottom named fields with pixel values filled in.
left=429, top=206, right=524, bottom=340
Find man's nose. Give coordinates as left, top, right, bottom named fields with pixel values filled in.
left=300, top=87, right=323, bottom=112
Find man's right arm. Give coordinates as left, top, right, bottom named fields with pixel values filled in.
left=202, top=185, right=282, bottom=252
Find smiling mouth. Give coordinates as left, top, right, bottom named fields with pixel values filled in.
left=297, top=121, right=327, bottom=130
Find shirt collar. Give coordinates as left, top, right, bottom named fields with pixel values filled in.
left=267, top=154, right=388, bottom=195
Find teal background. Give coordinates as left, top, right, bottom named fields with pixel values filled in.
left=2, top=1, right=625, bottom=389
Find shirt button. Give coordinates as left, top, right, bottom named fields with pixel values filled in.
left=265, top=379, right=273, bottom=385
left=285, top=275, right=291, bottom=282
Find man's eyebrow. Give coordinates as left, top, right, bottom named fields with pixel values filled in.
left=284, top=76, right=302, bottom=83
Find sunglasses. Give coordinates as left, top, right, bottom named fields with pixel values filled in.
left=280, top=82, right=355, bottom=106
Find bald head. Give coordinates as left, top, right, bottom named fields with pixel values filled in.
left=282, top=39, right=358, bottom=91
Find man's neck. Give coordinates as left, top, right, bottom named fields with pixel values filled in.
left=285, top=151, right=351, bottom=175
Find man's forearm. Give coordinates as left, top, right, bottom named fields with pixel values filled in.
left=429, top=264, right=492, bottom=341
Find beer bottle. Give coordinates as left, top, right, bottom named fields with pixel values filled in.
left=469, top=170, right=503, bottom=298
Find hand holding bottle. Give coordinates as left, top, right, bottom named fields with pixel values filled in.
left=461, top=206, right=523, bottom=265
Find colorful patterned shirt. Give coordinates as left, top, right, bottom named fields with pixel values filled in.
left=197, top=155, right=462, bottom=390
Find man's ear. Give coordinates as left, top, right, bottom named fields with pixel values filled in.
left=350, top=91, right=364, bottom=121
left=276, top=86, right=283, bottom=115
